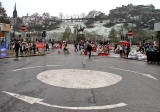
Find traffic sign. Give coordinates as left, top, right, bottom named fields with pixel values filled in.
left=128, top=30, right=133, bottom=36
left=21, top=25, right=26, bottom=31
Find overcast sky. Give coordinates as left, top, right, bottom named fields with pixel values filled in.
left=1, top=0, right=160, bottom=17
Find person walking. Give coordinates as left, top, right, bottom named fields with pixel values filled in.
left=46, top=43, right=49, bottom=51
left=87, top=43, right=92, bottom=59
left=74, top=41, right=78, bottom=52
left=32, top=42, right=36, bottom=54
left=15, top=41, right=20, bottom=58
left=126, top=45, right=130, bottom=58
left=119, top=45, right=123, bottom=57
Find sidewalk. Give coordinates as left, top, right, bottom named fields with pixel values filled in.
left=108, top=53, right=120, bottom=58
left=0, top=50, right=46, bottom=59
left=108, top=52, right=147, bottom=62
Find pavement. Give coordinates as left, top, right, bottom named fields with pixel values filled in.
left=0, top=44, right=160, bottom=112
left=0, top=50, right=47, bottom=59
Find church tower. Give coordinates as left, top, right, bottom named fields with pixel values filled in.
left=13, top=3, right=17, bottom=18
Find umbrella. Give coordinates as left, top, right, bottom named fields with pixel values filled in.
left=118, top=41, right=129, bottom=45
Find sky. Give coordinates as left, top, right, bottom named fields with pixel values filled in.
left=1, top=0, right=160, bottom=17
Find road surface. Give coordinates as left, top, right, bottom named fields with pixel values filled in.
left=0, top=45, right=160, bottom=112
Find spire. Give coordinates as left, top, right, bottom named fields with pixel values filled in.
left=13, top=3, right=17, bottom=18
left=14, top=3, right=16, bottom=11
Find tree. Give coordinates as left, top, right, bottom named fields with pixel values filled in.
left=108, top=28, right=118, bottom=43
left=85, top=19, right=94, bottom=28
left=87, top=10, right=101, bottom=18
left=42, top=12, right=50, bottom=28
left=59, top=12, right=63, bottom=20
left=13, top=17, right=23, bottom=31
left=0, top=2, right=10, bottom=24
left=80, top=13, right=86, bottom=18
left=29, top=12, right=42, bottom=31
left=63, top=26, right=71, bottom=40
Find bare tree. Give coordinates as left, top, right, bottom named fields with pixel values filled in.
left=59, top=12, right=63, bottom=20
left=80, top=13, right=86, bottom=18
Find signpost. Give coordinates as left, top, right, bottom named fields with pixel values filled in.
left=21, top=25, right=26, bottom=31
left=21, top=25, right=26, bottom=39
left=128, top=30, right=133, bottom=46
left=154, top=23, right=160, bottom=52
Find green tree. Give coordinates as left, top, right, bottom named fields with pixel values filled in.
left=108, top=28, right=118, bottom=43
left=63, top=26, right=71, bottom=40
left=132, top=28, right=155, bottom=44
left=0, top=2, right=10, bottom=24
left=85, top=19, right=94, bottom=28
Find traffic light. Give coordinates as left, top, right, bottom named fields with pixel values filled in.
left=42, top=31, right=46, bottom=37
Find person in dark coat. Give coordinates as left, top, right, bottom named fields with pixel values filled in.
left=15, top=41, right=20, bottom=57
left=87, top=43, right=92, bottom=59
left=46, top=43, right=49, bottom=51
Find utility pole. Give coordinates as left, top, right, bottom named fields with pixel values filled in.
left=157, top=31, right=160, bottom=52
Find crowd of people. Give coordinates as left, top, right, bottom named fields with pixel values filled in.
left=9, top=38, right=159, bottom=61
left=73, top=40, right=112, bottom=58
left=10, top=39, right=54, bottom=57
left=138, top=41, right=158, bottom=53
left=114, top=44, right=130, bottom=58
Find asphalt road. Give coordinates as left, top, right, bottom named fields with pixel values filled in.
left=0, top=45, right=160, bottom=112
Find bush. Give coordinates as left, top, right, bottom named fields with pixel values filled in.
left=103, top=23, right=115, bottom=28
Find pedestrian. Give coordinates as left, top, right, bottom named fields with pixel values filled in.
left=51, top=40, right=55, bottom=48
left=74, top=41, right=78, bottom=52
left=126, top=45, right=130, bottom=58
left=32, top=42, right=36, bottom=54
left=46, top=43, right=49, bottom=51
left=119, top=45, right=123, bottom=57
left=114, top=44, right=117, bottom=53
left=15, top=40, right=20, bottom=58
left=87, top=43, right=92, bottom=59
left=63, top=43, right=69, bottom=54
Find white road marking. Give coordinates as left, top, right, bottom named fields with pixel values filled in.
left=37, top=69, right=122, bottom=89
left=110, top=67, right=158, bottom=80
left=2, top=91, right=43, bottom=104
left=2, top=91, right=127, bottom=110
left=13, top=65, right=62, bottom=71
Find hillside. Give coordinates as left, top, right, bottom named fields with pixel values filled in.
left=46, top=21, right=126, bottom=40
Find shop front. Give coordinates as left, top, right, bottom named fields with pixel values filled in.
left=0, top=23, right=10, bottom=51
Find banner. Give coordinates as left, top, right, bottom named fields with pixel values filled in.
left=35, top=42, right=44, bottom=48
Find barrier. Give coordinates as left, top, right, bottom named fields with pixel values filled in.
left=53, top=46, right=61, bottom=49
left=98, top=52, right=109, bottom=56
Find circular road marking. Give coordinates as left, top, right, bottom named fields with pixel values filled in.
left=37, top=69, right=122, bottom=89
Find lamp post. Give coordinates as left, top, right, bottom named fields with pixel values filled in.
left=157, top=31, right=160, bottom=52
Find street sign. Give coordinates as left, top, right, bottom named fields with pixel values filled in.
left=128, top=30, right=133, bottom=36
left=128, top=30, right=133, bottom=47
left=21, top=25, right=26, bottom=31
left=128, top=30, right=133, bottom=39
